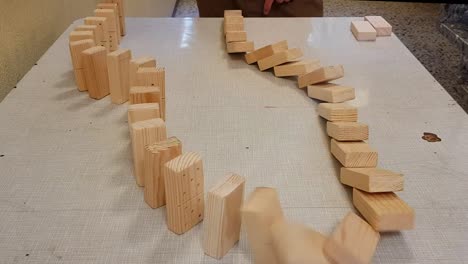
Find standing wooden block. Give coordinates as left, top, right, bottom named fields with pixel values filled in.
left=82, top=46, right=110, bottom=99
left=203, top=174, right=245, bottom=259
left=74, top=25, right=99, bottom=44
left=131, top=118, right=167, bottom=187
left=318, top=103, right=357, bottom=122
left=135, top=67, right=166, bottom=99
left=69, top=39, right=95, bottom=91
left=94, top=9, right=119, bottom=50
left=324, top=212, right=380, bottom=264
left=224, top=10, right=242, bottom=17
left=353, top=189, right=415, bottom=231
left=273, top=59, right=320, bottom=77
left=224, top=16, right=244, bottom=24
left=144, top=137, right=182, bottom=209
left=271, top=221, right=331, bottom=264
left=365, top=16, right=392, bottom=36
left=129, top=86, right=162, bottom=105
left=242, top=187, right=284, bottom=264
left=97, top=3, right=121, bottom=42
left=258, top=48, right=303, bottom=71
left=351, top=21, right=377, bottom=41
left=341, top=168, right=404, bottom=193
left=224, top=22, right=244, bottom=33
left=69, top=31, right=94, bottom=42
left=245, top=40, right=288, bottom=65
left=298, top=65, right=344, bottom=88
left=84, top=17, right=110, bottom=50
left=225, top=31, right=247, bottom=43
left=330, top=139, right=378, bottom=168
left=103, top=0, right=126, bottom=36
left=107, top=49, right=131, bottom=104
left=164, top=152, right=205, bottom=234
left=127, top=103, right=161, bottom=124
left=327, top=121, right=369, bottom=141
left=307, top=83, right=355, bottom=103
left=129, top=57, right=157, bottom=86
left=226, top=41, right=254, bottom=53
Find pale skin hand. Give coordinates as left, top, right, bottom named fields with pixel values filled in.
left=264, top=0, right=291, bottom=15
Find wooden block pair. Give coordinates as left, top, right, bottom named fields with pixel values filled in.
left=84, top=17, right=110, bottom=51
left=298, top=65, right=344, bottom=88
left=73, top=25, right=98, bottom=44
left=351, top=16, right=392, bottom=41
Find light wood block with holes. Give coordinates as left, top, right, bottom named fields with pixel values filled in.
left=144, top=137, right=182, bottom=209
left=224, top=16, right=244, bottom=24
left=245, top=40, right=288, bottom=65
left=224, top=22, right=244, bottom=34
left=97, top=3, right=121, bottom=42
left=307, top=83, right=355, bottom=103
left=164, top=152, right=205, bottom=234
left=131, top=118, right=167, bottom=187
left=203, top=174, right=245, bottom=259
left=226, top=41, right=254, bottom=53
left=351, top=21, right=377, bottom=41
left=129, top=86, right=162, bottom=106
left=271, top=221, right=331, bottom=264
left=353, top=189, right=414, bottom=231
left=84, top=17, right=110, bottom=50
left=69, top=31, right=94, bottom=42
left=258, top=48, right=303, bottom=71
left=74, top=25, right=99, bottom=44
left=273, top=59, right=320, bottom=77
left=365, top=16, right=392, bottom=36
left=298, top=65, right=344, bottom=88
left=341, top=168, right=403, bottom=193
left=107, top=49, right=131, bottom=104
left=324, top=212, right=380, bottom=264
left=128, top=103, right=161, bottom=124
left=327, top=122, right=369, bottom=141
left=82, top=46, right=110, bottom=99
left=69, top=40, right=95, bottom=91
left=242, top=187, right=284, bottom=264
left=318, top=103, right=357, bottom=122
left=94, top=9, right=119, bottom=50
left=224, top=10, right=242, bottom=17
left=103, top=0, right=126, bottom=36
left=130, top=57, right=157, bottom=86
left=331, top=139, right=378, bottom=168
left=135, top=67, right=165, bottom=99
left=225, top=31, right=247, bottom=43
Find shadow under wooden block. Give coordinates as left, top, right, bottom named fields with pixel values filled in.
left=136, top=67, right=165, bottom=99
left=341, top=168, right=403, bottom=193
left=307, top=83, right=355, bottom=103
left=258, top=48, right=303, bottom=71
left=127, top=103, right=161, bottom=124
left=273, top=59, right=320, bottom=77
left=351, top=21, right=377, bottom=41
left=129, top=57, right=157, bottom=86
left=82, top=46, right=110, bottom=99
left=242, top=187, right=284, bottom=264
left=129, top=86, right=162, bottom=105
left=298, top=65, right=344, bottom=88
left=318, top=103, right=358, bottom=122
left=326, top=121, right=369, bottom=141
left=244, top=40, right=288, bottom=64
left=353, top=189, right=414, bottom=232
left=330, top=139, right=378, bottom=168
left=203, top=174, right=245, bottom=259
left=107, top=49, right=132, bottom=104
left=324, top=212, right=380, bottom=264
left=84, top=17, right=110, bottom=51
left=365, top=16, right=392, bottom=37
left=69, top=39, right=95, bottom=91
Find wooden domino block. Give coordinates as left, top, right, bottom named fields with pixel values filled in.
left=135, top=67, right=165, bottom=99
left=298, top=65, right=344, bottom=88
left=84, top=17, right=110, bottom=50
left=351, top=21, right=377, bottom=41
left=164, top=152, right=205, bottom=234
left=324, top=212, right=380, bottom=264
left=326, top=121, right=369, bottom=141
left=224, top=10, right=242, bottom=17
left=94, top=9, right=119, bottom=50
left=144, top=137, right=182, bottom=208
left=226, top=41, right=254, bottom=54
left=330, top=139, right=378, bottom=168
left=69, top=31, right=94, bottom=42
left=224, top=16, right=244, bottom=24
left=131, top=118, right=167, bottom=187
left=273, top=59, right=320, bottom=77
left=242, top=187, right=284, bottom=264
left=203, top=174, right=245, bottom=259
left=74, top=25, right=99, bottom=44
left=97, top=3, right=121, bottom=42
left=225, top=31, right=247, bottom=43
left=318, top=103, right=357, bottom=122
left=102, top=0, right=126, bottom=36
left=128, top=103, right=161, bottom=124
left=129, top=86, right=162, bottom=106
left=69, top=39, right=95, bottom=91
left=245, top=40, right=288, bottom=65
left=129, top=57, right=157, bottom=86
left=224, top=22, right=244, bottom=33
left=271, top=221, right=331, bottom=264
left=107, top=49, right=132, bottom=104
left=307, top=83, right=355, bottom=103
left=258, top=48, right=303, bottom=71
left=365, top=16, right=392, bottom=36
left=353, top=189, right=415, bottom=231
left=82, top=46, right=110, bottom=99
left=341, top=168, right=404, bottom=193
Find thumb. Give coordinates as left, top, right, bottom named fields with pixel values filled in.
left=264, top=0, right=274, bottom=15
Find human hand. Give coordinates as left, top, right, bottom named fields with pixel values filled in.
left=264, top=0, right=291, bottom=15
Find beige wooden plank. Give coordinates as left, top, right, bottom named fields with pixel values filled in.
left=298, top=65, right=344, bottom=88
left=307, top=83, right=355, bottom=103
left=330, top=139, right=378, bottom=168
left=257, top=48, right=302, bottom=71
left=341, top=167, right=404, bottom=192
left=351, top=21, right=377, bottom=41
left=326, top=121, right=369, bottom=141
left=245, top=40, right=288, bottom=64
left=317, top=103, right=358, bottom=122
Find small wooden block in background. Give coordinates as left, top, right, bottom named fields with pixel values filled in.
left=273, top=59, right=320, bottom=77
left=258, top=48, right=303, bottom=71
left=245, top=40, right=288, bottom=65
left=129, top=57, right=157, bottom=86
left=242, top=187, right=284, bottom=264
left=271, top=221, right=331, bottom=264
left=135, top=67, right=166, bottom=99
left=203, top=174, right=245, bottom=259
left=324, top=212, right=380, bottom=264
left=69, top=31, right=94, bottom=42
left=74, top=25, right=99, bottom=44
left=327, top=121, right=369, bottom=141
left=225, top=31, right=247, bottom=43
left=94, top=9, right=119, bottom=50
left=69, top=39, right=95, bottom=92
left=318, top=103, right=358, bottom=122
left=224, top=10, right=242, bottom=17
left=102, top=0, right=126, bottom=36
left=96, top=3, right=121, bottom=42
left=353, top=188, right=415, bottom=231
left=129, top=86, right=162, bottom=105
left=127, top=103, right=161, bottom=124
left=224, top=22, right=244, bottom=34
left=365, top=16, right=392, bottom=36
left=84, top=17, right=110, bottom=50
left=164, top=152, right=205, bottom=234
left=226, top=41, right=254, bottom=54
left=351, top=21, right=377, bottom=41
left=331, top=139, right=378, bottom=168
left=341, top=167, right=404, bottom=193
left=107, top=49, right=132, bottom=104
left=298, top=65, right=344, bottom=88
left=307, top=83, right=355, bottom=103
left=82, top=46, right=110, bottom=99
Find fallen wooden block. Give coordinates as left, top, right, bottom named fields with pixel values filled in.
left=351, top=21, right=377, bottom=41
left=129, top=86, right=162, bottom=105
left=135, top=67, right=166, bottom=99
left=273, top=59, right=320, bottom=77
left=69, top=39, right=95, bottom=92
left=69, top=31, right=94, bottom=42
left=74, top=25, right=99, bottom=44
left=307, top=83, right=355, bottom=103
left=94, top=9, right=119, bottom=50
left=224, top=22, right=244, bottom=34
left=271, top=221, right=331, bottom=264
left=324, top=212, right=380, bottom=264
left=330, top=139, right=378, bottom=168
left=298, top=65, right=344, bottom=88
left=341, top=167, right=404, bottom=192
left=102, top=0, right=126, bottom=36
left=203, top=174, right=245, bottom=259
left=327, top=121, right=369, bottom=141
left=226, top=41, right=254, bottom=53
left=107, top=49, right=132, bottom=104
left=84, top=17, right=110, bottom=50
left=97, top=3, right=121, bottom=42
left=242, top=187, right=284, bottom=264
left=224, top=10, right=242, bottom=17
left=224, top=16, right=244, bottom=24
left=127, top=103, right=161, bottom=124
left=131, top=118, right=167, bottom=187
left=225, top=31, right=247, bottom=43
left=317, top=103, right=357, bottom=122
left=164, top=152, right=205, bottom=234
left=365, top=16, right=392, bottom=36
left=244, top=40, right=288, bottom=65
left=144, top=137, right=182, bottom=209
left=129, top=57, right=157, bottom=86
left=353, top=188, right=415, bottom=231
left=258, top=48, right=303, bottom=71
left=82, top=46, right=110, bottom=99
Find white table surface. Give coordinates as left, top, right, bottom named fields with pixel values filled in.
left=0, top=17, right=467, bottom=263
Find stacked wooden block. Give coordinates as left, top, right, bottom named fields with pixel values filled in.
left=224, top=10, right=254, bottom=54
left=351, top=16, right=393, bottom=41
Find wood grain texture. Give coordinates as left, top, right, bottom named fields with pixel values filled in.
left=96, top=3, right=121, bottom=42
left=82, top=46, right=110, bottom=99
left=224, top=22, right=244, bottom=34
left=129, top=86, right=162, bottom=105
left=84, top=17, right=110, bottom=51
left=69, top=39, right=95, bottom=92
left=341, top=168, right=404, bottom=193
left=326, top=121, right=369, bottom=141
left=74, top=25, right=99, bottom=45
left=102, top=0, right=126, bottom=36
left=127, top=103, right=161, bottom=124
left=224, top=16, right=244, bottom=24
left=273, top=59, right=320, bottom=77
left=318, top=103, right=358, bottom=122
left=135, top=67, right=166, bottom=99
left=129, top=57, right=157, bottom=87
left=94, top=9, right=119, bottom=50
left=364, top=16, right=392, bottom=36
left=226, top=41, right=254, bottom=53
left=307, top=83, right=355, bottom=103
left=225, top=31, right=247, bottom=43
left=351, top=21, right=377, bottom=41
left=298, top=65, right=344, bottom=88
left=245, top=40, right=288, bottom=65
left=257, top=48, right=303, bottom=71
left=330, top=139, right=378, bottom=168
left=69, top=31, right=94, bottom=42
left=107, top=49, right=131, bottom=104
